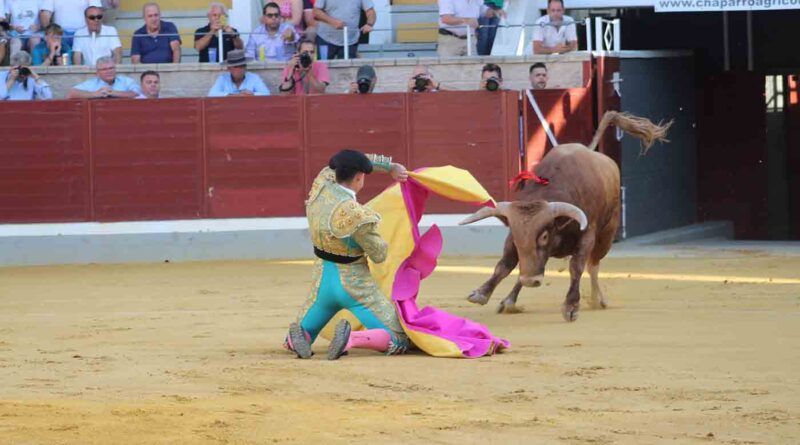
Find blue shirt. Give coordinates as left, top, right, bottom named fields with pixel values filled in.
left=31, top=40, right=73, bottom=66
left=74, top=75, right=142, bottom=95
left=207, top=72, right=270, bottom=97
left=130, top=21, right=181, bottom=64
left=0, top=70, right=53, bottom=100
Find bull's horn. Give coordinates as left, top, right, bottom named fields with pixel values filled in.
left=459, top=201, right=511, bottom=225
left=547, top=202, right=588, bottom=230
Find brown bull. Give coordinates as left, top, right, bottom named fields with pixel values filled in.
left=460, top=111, right=671, bottom=322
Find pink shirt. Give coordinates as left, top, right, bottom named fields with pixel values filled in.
left=281, top=62, right=330, bottom=95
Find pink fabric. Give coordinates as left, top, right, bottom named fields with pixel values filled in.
left=391, top=178, right=510, bottom=358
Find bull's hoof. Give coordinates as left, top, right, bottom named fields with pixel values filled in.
left=561, top=303, right=580, bottom=322
left=588, top=298, right=608, bottom=310
left=467, top=289, right=490, bottom=305
left=497, top=301, right=523, bottom=314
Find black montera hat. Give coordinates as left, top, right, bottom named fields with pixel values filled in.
left=328, top=149, right=373, bottom=174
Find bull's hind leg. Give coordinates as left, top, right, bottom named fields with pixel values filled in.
left=587, top=261, right=607, bottom=309
left=468, top=234, right=518, bottom=305
left=497, top=281, right=523, bottom=314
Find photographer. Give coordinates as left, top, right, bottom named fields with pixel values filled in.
left=348, top=64, right=375, bottom=94
left=278, top=39, right=329, bottom=95
left=479, top=63, right=503, bottom=92
left=406, top=65, right=442, bottom=93
left=0, top=51, right=52, bottom=101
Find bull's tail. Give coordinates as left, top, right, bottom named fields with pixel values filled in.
left=587, top=111, right=673, bottom=154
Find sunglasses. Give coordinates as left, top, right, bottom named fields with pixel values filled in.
left=87, top=14, right=104, bottom=20
left=264, top=13, right=280, bottom=18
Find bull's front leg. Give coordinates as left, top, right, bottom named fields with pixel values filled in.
left=562, top=229, right=596, bottom=322
left=468, top=234, right=518, bottom=305
left=497, top=281, right=523, bottom=314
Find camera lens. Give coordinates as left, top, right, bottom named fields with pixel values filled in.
left=357, top=79, right=371, bottom=94
left=18, top=67, right=31, bottom=76
left=485, top=77, right=500, bottom=92
left=299, top=52, right=312, bottom=69
left=414, top=76, right=428, bottom=92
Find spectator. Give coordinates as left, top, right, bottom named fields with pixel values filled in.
left=437, top=0, right=496, bottom=58
left=278, top=39, right=328, bottom=95
left=0, top=50, right=52, bottom=100
left=407, top=65, right=442, bottom=93
left=66, top=56, right=141, bottom=98
left=207, top=49, right=270, bottom=97
left=276, top=0, right=303, bottom=32
left=302, top=0, right=317, bottom=34
left=100, top=0, right=118, bottom=25
left=131, top=3, right=181, bottom=64
left=0, top=23, right=7, bottom=66
left=532, top=0, right=577, bottom=55
left=139, top=70, right=160, bottom=99
left=313, top=0, right=375, bottom=60
left=477, top=0, right=505, bottom=56
left=479, top=62, right=503, bottom=91
left=194, top=2, right=243, bottom=64
left=5, top=0, right=43, bottom=57
left=245, top=2, right=298, bottom=62
left=348, top=64, right=375, bottom=94
left=32, top=23, right=71, bottom=65
left=72, top=6, right=121, bottom=65
left=529, top=62, right=548, bottom=89
left=39, top=0, right=101, bottom=46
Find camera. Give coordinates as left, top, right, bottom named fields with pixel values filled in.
left=357, top=78, right=371, bottom=94
left=413, top=75, right=428, bottom=92
left=299, top=51, right=312, bottom=69
left=0, top=20, right=10, bottom=32
left=485, top=76, right=501, bottom=91
left=18, top=67, right=31, bottom=77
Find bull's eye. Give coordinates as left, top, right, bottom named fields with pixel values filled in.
left=538, top=231, right=549, bottom=246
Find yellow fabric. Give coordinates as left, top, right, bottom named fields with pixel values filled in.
left=321, top=166, right=494, bottom=357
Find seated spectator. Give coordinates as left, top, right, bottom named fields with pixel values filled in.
left=407, top=65, right=442, bottom=93
left=5, top=0, right=43, bottom=56
left=39, top=0, right=101, bottom=46
left=529, top=62, right=548, bottom=89
left=278, top=39, right=328, bottom=95
left=437, top=0, right=494, bottom=58
left=532, top=0, right=577, bottom=55
left=477, top=0, right=505, bottom=56
left=348, top=64, right=375, bottom=94
left=245, top=2, right=298, bottom=62
left=302, top=0, right=317, bottom=34
left=139, top=70, right=160, bottom=98
left=0, top=19, right=10, bottom=64
left=0, top=50, right=52, bottom=100
left=194, top=2, right=243, bottom=63
left=479, top=63, right=503, bottom=91
left=207, top=49, right=270, bottom=97
left=72, top=6, right=122, bottom=65
left=32, top=24, right=71, bottom=65
left=313, top=0, right=375, bottom=59
left=131, top=3, right=181, bottom=64
left=100, top=0, right=119, bottom=25
left=66, top=56, right=141, bottom=98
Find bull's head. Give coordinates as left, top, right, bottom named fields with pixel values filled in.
left=459, top=201, right=588, bottom=287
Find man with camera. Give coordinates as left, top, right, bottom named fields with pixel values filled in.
left=278, top=39, right=329, bottom=95
left=66, top=56, right=141, bottom=99
left=479, top=63, right=503, bottom=91
left=407, top=65, right=442, bottom=93
left=1, top=51, right=52, bottom=100
left=348, top=64, right=375, bottom=94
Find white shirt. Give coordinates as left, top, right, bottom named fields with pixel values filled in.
left=39, top=0, right=102, bottom=33
left=438, top=0, right=486, bottom=37
left=72, top=24, right=121, bottom=65
left=4, top=0, right=42, bottom=33
left=532, top=14, right=577, bottom=51
left=335, top=183, right=357, bottom=200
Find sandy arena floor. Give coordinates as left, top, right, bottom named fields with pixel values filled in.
left=1, top=249, right=799, bottom=444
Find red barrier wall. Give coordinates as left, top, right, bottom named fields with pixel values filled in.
left=0, top=92, right=524, bottom=223
left=523, top=88, right=594, bottom=171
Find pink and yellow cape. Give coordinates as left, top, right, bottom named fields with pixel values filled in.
left=324, top=166, right=510, bottom=358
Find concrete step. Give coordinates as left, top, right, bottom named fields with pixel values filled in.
left=118, top=0, right=230, bottom=13
left=359, top=43, right=437, bottom=59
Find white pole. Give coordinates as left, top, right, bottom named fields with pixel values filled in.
left=217, top=29, right=223, bottom=63
left=343, top=26, right=349, bottom=59
left=613, top=19, right=621, bottom=52
left=594, top=17, right=603, bottom=52
left=516, top=26, right=525, bottom=56
left=465, top=24, right=472, bottom=56
left=585, top=17, right=592, bottom=52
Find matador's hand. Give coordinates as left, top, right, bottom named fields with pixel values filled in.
left=390, top=163, right=408, bottom=182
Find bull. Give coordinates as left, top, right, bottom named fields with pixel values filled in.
left=460, top=111, right=671, bottom=322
